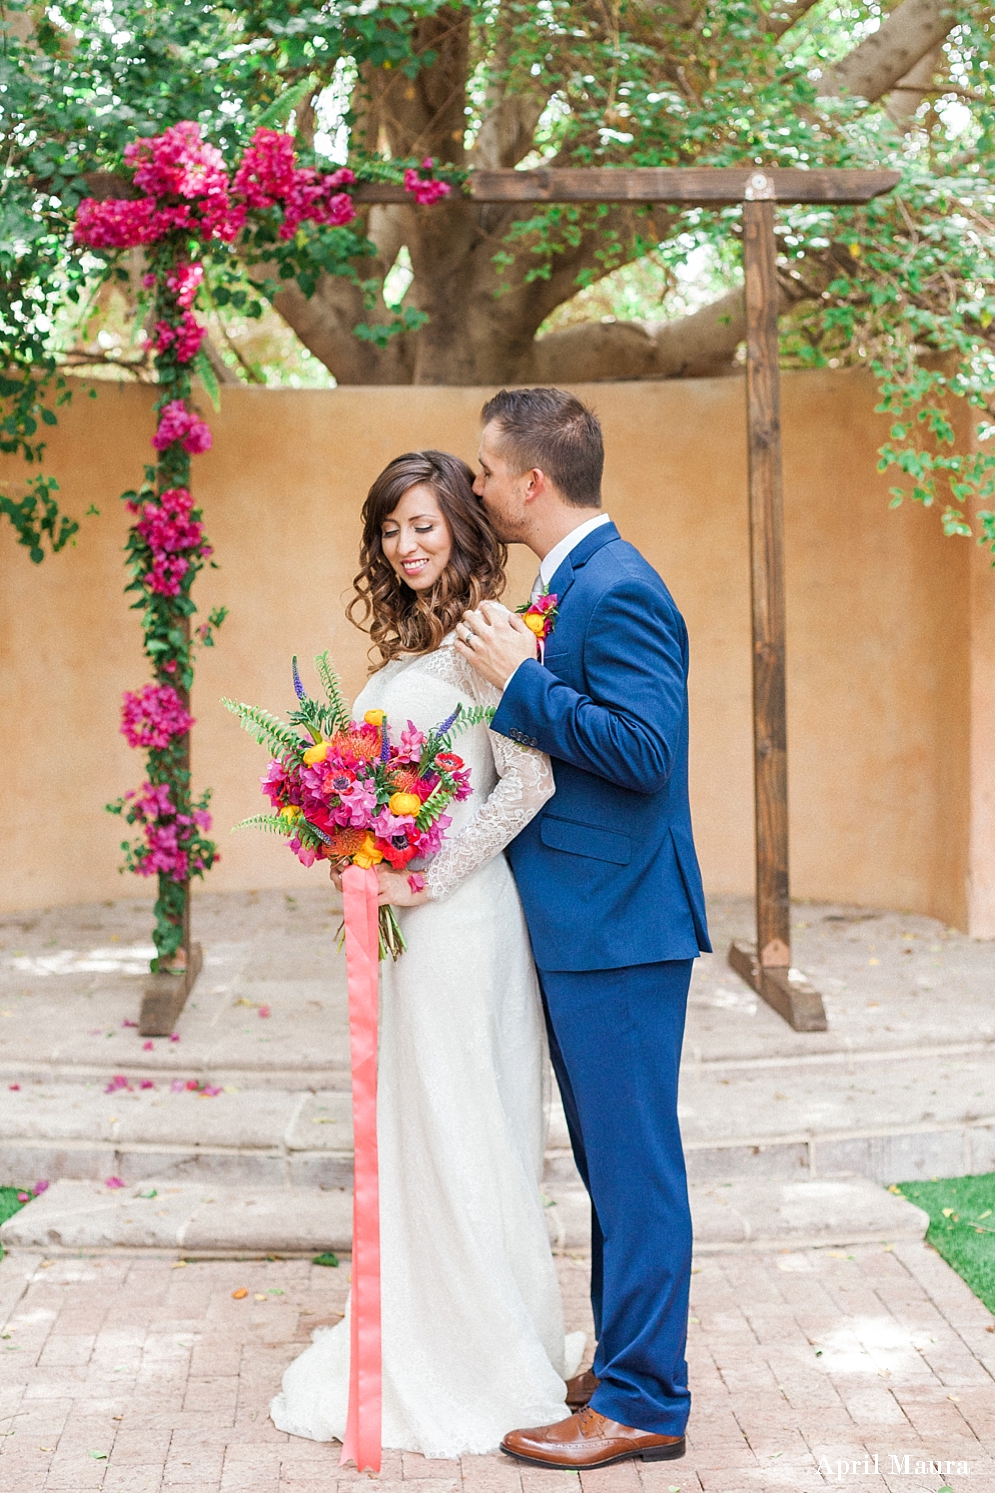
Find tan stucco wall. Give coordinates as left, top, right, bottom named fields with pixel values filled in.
left=0, top=371, right=979, bottom=925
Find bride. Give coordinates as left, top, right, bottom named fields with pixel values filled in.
left=270, top=449, right=582, bottom=1458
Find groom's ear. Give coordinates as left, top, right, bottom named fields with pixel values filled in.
left=524, top=467, right=546, bottom=503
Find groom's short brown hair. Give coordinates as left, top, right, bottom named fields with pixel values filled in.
left=481, top=387, right=603, bottom=508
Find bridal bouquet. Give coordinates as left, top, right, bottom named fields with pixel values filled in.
left=223, top=654, right=489, bottom=957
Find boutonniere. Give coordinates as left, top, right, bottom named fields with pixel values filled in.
left=516, top=591, right=559, bottom=662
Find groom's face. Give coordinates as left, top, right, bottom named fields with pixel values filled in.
left=474, top=422, right=531, bottom=542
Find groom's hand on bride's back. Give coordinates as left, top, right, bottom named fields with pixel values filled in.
left=456, top=600, right=536, bottom=691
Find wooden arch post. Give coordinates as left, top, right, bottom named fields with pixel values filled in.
left=360, top=164, right=900, bottom=1030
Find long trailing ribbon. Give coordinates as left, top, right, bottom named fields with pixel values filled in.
left=340, top=864, right=382, bottom=1473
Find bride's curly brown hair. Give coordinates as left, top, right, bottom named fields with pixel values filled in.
left=347, top=450, right=507, bottom=670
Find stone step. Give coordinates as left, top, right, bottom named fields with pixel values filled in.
left=677, top=1046, right=995, bottom=1184
left=0, top=1177, right=929, bottom=1257
left=4, top=1047, right=994, bottom=1193
left=0, top=1083, right=354, bottom=1190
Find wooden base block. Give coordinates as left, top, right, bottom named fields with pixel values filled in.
left=727, top=939, right=828, bottom=1032
left=139, top=942, right=203, bottom=1037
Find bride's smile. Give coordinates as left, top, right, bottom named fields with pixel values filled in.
left=380, top=482, right=453, bottom=591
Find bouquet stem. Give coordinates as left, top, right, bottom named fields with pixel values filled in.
left=337, top=904, right=407, bottom=962
left=379, top=906, right=407, bottom=961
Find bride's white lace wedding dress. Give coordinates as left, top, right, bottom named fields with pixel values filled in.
left=270, top=632, right=582, bottom=1458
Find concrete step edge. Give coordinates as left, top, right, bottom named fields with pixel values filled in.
left=0, top=1178, right=929, bottom=1258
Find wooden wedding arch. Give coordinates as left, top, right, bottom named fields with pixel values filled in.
left=354, top=164, right=900, bottom=1031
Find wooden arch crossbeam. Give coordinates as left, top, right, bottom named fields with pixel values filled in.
left=354, top=165, right=900, bottom=1032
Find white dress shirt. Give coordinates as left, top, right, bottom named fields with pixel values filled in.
left=531, top=511, right=611, bottom=601
left=503, top=512, right=612, bottom=690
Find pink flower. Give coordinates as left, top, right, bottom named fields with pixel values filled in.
left=258, top=1005, right=270, bottom=1019
left=169, top=1033, right=180, bottom=1043
left=154, top=312, right=206, bottom=364
left=33, top=1180, right=49, bottom=1195
left=232, top=128, right=298, bottom=209
left=404, top=160, right=451, bottom=207
left=200, top=1085, right=222, bottom=1097
left=231, top=129, right=357, bottom=238
left=140, top=1080, right=155, bottom=1090
left=152, top=400, right=212, bottom=455
left=125, top=121, right=228, bottom=201
left=165, top=262, right=204, bottom=309
left=17, top=1191, right=30, bottom=1203
left=105, top=1074, right=132, bottom=1094
left=74, top=196, right=160, bottom=248
left=8, top=1083, right=19, bottom=1091
left=120, top=684, right=194, bottom=751
left=170, top=1078, right=185, bottom=1092
left=105, top=1176, right=126, bottom=1189
left=143, top=1041, right=154, bottom=1051
left=397, top=722, right=427, bottom=762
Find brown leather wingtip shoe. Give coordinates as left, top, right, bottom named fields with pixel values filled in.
left=501, top=1406, right=686, bottom=1470
left=565, top=1368, right=599, bottom=1409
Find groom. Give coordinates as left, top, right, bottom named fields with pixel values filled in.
left=456, top=387, right=710, bottom=1470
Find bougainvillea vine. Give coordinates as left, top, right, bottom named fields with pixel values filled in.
left=73, top=121, right=450, bottom=975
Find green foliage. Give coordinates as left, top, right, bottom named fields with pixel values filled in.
left=232, top=811, right=291, bottom=835
left=440, top=704, right=495, bottom=745
left=0, top=1187, right=30, bottom=1259
left=287, top=653, right=353, bottom=740
left=4, top=0, right=995, bottom=562
left=0, top=474, right=79, bottom=563
left=895, top=1174, right=995, bottom=1315
left=314, top=650, right=352, bottom=733
left=222, top=698, right=308, bottom=759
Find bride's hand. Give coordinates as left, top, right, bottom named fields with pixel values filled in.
left=376, top=865, right=432, bottom=908
left=326, top=855, right=349, bottom=891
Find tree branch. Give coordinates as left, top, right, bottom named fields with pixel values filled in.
left=765, top=0, right=823, bottom=38
left=821, top=0, right=957, bottom=104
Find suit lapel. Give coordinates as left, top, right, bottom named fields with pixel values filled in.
left=546, top=521, right=620, bottom=606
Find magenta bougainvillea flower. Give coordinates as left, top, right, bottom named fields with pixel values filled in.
left=152, top=399, right=212, bottom=454
left=120, top=684, right=194, bottom=751
left=154, top=311, right=206, bottom=364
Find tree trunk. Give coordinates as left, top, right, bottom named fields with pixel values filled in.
left=261, top=0, right=961, bottom=386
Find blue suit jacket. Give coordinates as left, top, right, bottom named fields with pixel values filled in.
left=491, top=521, right=711, bottom=972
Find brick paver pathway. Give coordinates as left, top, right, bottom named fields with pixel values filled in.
left=0, top=1245, right=992, bottom=1493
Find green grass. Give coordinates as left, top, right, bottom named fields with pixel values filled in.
left=0, top=1187, right=30, bottom=1259
left=896, top=1173, right=995, bottom=1314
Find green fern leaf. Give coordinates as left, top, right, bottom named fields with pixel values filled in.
left=232, top=813, right=289, bottom=836
left=315, top=650, right=351, bottom=730
left=221, top=698, right=306, bottom=758
left=441, top=705, right=495, bottom=744
left=415, top=785, right=453, bottom=830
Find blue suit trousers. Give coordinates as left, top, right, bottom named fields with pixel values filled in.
left=539, top=959, right=693, bottom=1437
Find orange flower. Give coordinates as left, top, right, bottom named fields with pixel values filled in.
left=324, top=825, right=368, bottom=858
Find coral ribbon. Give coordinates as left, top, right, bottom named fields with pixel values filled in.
left=340, top=864, right=382, bottom=1473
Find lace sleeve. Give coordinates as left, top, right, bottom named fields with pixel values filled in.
left=424, top=657, right=555, bottom=903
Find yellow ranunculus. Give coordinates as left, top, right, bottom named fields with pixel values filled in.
left=389, top=791, right=421, bottom=817
left=364, top=709, right=386, bottom=727
left=279, top=804, right=301, bottom=821
left=354, top=832, right=384, bottom=870
left=302, top=741, right=328, bottom=765
left=522, top=612, right=545, bottom=636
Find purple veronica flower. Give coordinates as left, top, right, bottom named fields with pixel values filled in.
left=292, top=655, right=306, bottom=701
left=302, top=817, right=331, bottom=843
left=379, top=718, right=390, bottom=763
left=436, top=704, right=461, bottom=738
